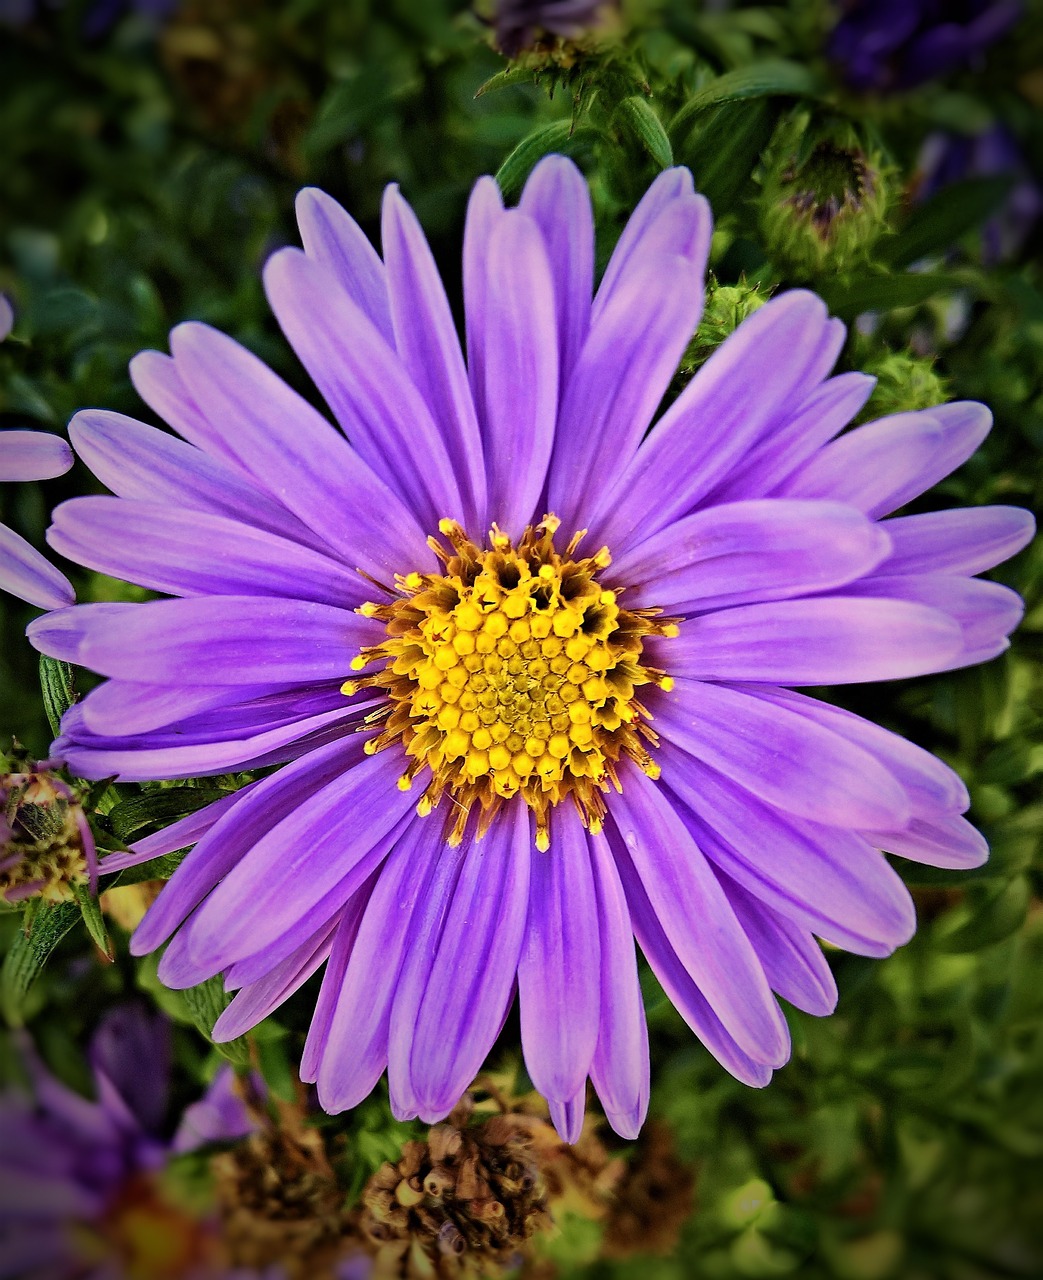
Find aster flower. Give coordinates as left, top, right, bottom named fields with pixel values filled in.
left=0, top=1006, right=256, bottom=1279
left=491, top=0, right=616, bottom=56
left=0, top=429, right=76, bottom=609
left=31, top=157, right=1034, bottom=1143
left=828, top=0, right=1022, bottom=93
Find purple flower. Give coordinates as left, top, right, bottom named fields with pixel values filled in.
left=0, top=1007, right=254, bottom=1279
left=0, top=0, right=177, bottom=37
left=914, top=125, right=1042, bottom=264
left=0, top=429, right=76, bottom=609
left=492, top=0, right=616, bottom=56
left=828, top=0, right=1022, bottom=92
left=32, top=158, right=1034, bottom=1142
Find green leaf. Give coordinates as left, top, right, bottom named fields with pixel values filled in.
left=181, top=976, right=250, bottom=1066
left=679, top=97, right=776, bottom=214
left=881, top=175, right=1016, bottom=269
left=495, top=121, right=599, bottom=200
left=614, top=95, right=673, bottom=170
left=72, top=883, right=112, bottom=960
left=669, top=61, right=817, bottom=148
left=39, top=655, right=77, bottom=738
left=474, top=66, right=533, bottom=98
left=0, top=902, right=78, bottom=1026
left=817, top=271, right=968, bottom=318
left=107, top=787, right=233, bottom=843
left=936, top=876, right=1031, bottom=953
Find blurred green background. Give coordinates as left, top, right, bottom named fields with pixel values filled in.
left=2, top=1, right=1042, bottom=1276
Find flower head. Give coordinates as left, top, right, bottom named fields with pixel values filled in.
left=491, top=0, right=616, bottom=56
left=827, top=0, right=1023, bottom=93
left=32, top=157, right=1034, bottom=1142
left=0, top=429, right=75, bottom=609
left=1, top=756, right=96, bottom=904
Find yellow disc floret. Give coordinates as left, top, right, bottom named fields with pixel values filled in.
left=345, top=517, right=677, bottom=849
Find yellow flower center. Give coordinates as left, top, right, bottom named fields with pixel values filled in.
left=345, top=516, right=676, bottom=850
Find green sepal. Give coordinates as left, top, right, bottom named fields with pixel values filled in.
left=0, top=901, right=79, bottom=1026
left=495, top=120, right=599, bottom=199
left=72, top=882, right=112, bottom=961
left=614, top=95, right=672, bottom=170
left=181, top=976, right=251, bottom=1066
left=679, top=97, right=776, bottom=215
left=39, top=656, right=77, bottom=739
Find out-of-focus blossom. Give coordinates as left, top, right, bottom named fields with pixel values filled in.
left=828, top=0, right=1022, bottom=93
left=491, top=0, right=617, bottom=56
left=0, top=0, right=177, bottom=36
left=914, top=125, right=1042, bottom=264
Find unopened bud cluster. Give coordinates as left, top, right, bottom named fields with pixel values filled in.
left=1, top=760, right=91, bottom=904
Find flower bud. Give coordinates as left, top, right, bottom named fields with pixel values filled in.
left=680, top=278, right=766, bottom=376
left=1, top=759, right=94, bottom=904
left=859, top=350, right=949, bottom=420
left=760, top=112, right=891, bottom=279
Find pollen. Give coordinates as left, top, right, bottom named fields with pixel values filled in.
left=347, top=518, right=676, bottom=849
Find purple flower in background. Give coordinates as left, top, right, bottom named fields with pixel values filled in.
left=0, top=0, right=176, bottom=37
left=492, top=0, right=616, bottom=55
left=32, top=158, right=1033, bottom=1142
left=0, top=1006, right=254, bottom=1279
left=828, top=0, right=1022, bottom=92
left=915, top=125, right=1042, bottom=264
left=0, top=429, right=76, bottom=609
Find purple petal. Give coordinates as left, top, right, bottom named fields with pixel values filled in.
left=475, top=209, right=558, bottom=538
left=30, top=595, right=382, bottom=685
left=589, top=291, right=845, bottom=553
left=130, top=350, right=247, bottom=471
left=263, top=248, right=466, bottom=533
left=0, top=430, right=73, bottom=482
left=0, top=523, right=75, bottom=610
left=408, top=803, right=531, bottom=1119
left=48, top=497, right=368, bottom=607
left=717, top=874, right=838, bottom=1016
left=608, top=826, right=777, bottom=1086
left=734, top=685, right=969, bottom=818
left=711, top=372, right=876, bottom=503
left=609, top=764, right=789, bottom=1063
left=68, top=409, right=327, bottom=553
left=865, top=814, right=988, bottom=870
left=518, top=806, right=601, bottom=1104
left=130, top=737, right=365, bottom=955
left=847, top=574, right=1025, bottom=668
left=548, top=1089, right=587, bottom=1145
left=587, top=830, right=649, bottom=1139
left=168, top=749, right=417, bottom=979
left=608, top=499, right=890, bottom=612
left=652, top=678, right=911, bottom=829
left=879, top=506, right=1036, bottom=576
left=660, top=596, right=964, bottom=685
left=214, top=915, right=340, bottom=1040
left=381, top=186, right=486, bottom=529
left=82, top=680, right=274, bottom=738
left=89, top=1006, right=171, bottom=1133
left=546, top=252, right=704, bottom=537
left=463, top=175, right=506, bottom=445
left=661, top=746, right=917, bottom=955
left=313, top=819, right=447, bottom=1111
left=593, top=168, right=710, bottom=323
left=295, top=186, right=393, bottom=341
left=519, top=155, right=594, bottom=385
left=778, top=401, right=992, bottom=518
left=168, top=322, right=436, bottom=580
left=172, top=1064, right=257, bottom=1153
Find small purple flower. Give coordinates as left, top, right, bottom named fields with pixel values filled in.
left=492, top=0, right=616, bottom=56
left=0, top=0, right=177, bottom=37
left=828, top=0, right=1023, bottom=92
left=0, top=429, right=76, bottom=609
left=32, top=158, right=1034, bottom=1142
left=914, top=125, right=1042, bottom=264
left=0, top=1008, right=262, bottom=1278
